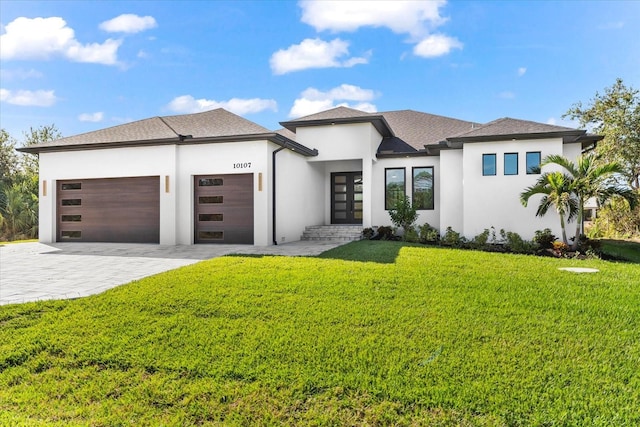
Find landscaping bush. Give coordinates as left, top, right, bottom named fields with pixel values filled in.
left=403, top=226, right=420, bottom=243
left=388, top=195, right=418, bottom=232
left=441, top=226, right=466, bottom=248
left=418, top=223, right=439, bottom=244
left=533, top=228, right=556, bottom=249
left=375, top=226, right=395, bottom=240
left=362, top=227, right=375, bottom=240
left=502, top=231, right=537, bottom=254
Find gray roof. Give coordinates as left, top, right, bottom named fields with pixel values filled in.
left=380, top=110, right=479, bottom=150
left=288, top=106, right=375, bottom=122
left=25, top=109, right=272, bottom=150
left=19, top=107, right=597, bottom=157
left=449, top=117, right=579, bottom=140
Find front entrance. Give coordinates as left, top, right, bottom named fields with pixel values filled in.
left=331, top=172, right=363, bottom=224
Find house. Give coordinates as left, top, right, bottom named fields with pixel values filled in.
left=19, top=107, right=599, bottom=245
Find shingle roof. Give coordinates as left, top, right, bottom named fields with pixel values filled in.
left=380, top=110, right=479, bottom=150
left=288, top=106, right=375, bottom=122
left=24, top=109, right=272, bottom=150
left=448, top=117, right=580, bottom=140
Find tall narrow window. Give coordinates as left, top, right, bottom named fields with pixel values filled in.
left=526, top=152, right=541, bottom=174
left=385, top=168, right=405, bottom=210
left=412, top=167, right=434, bottom=210
left=482, top=154, right=497, bottom=176
left=504, top=153, right=518, bottom=175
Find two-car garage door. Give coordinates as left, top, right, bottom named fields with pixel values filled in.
left=56, top=174, right=254, bottom=244
left=57, top=176, right=160, bottom=243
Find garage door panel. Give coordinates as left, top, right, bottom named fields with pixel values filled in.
left=195, top=174, right=253, bottom=244
left=57, top=176, right=159, bottom=243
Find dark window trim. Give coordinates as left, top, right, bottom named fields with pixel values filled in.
left=526, top=151, right=542, bottom=175
left=385, top=167, right=406, bottom=210
left=504, top=152, right=519, bottom=176
left=412, top=166, right=434, bottom=210
left=482, top=153, right=497, bottom=176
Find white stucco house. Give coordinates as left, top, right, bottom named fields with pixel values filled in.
left=20, top=107, right=599, bottom=245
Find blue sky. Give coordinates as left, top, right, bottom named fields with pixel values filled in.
left=1, top=0, right=638, bottom=141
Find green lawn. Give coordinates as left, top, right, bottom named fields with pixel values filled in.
left=1, top=241, right=639, bottom=426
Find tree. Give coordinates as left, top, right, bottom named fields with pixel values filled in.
left=520, top=171, right=578, bottom=245
left=0, top=124, right=61, bottom=240
left=388, top=194, right=418, bottom=238
left=563, top=78, right=640, bottom=191
left=540, top=154, right=636, bottom=249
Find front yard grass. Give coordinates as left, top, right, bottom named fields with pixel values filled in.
left=1, top=241, right=639, bottom=425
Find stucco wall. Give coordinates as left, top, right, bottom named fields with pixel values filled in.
left=439, top=150, right=463, bottom=233
left=371, top=156, right=441, bottom=229
left=39, top=140, right=276, bottom=245
left=461, top=138, right=573, bottom=240
left=274, top=146, right=324, bottom=244
left=297, top=123, right=379, bottom=163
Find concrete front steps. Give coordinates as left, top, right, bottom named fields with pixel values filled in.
left=300, top=225, right=363, bottom=242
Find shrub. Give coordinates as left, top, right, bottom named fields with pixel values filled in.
left=552, top=241, right=568, bottom=257
left=362, top=227, right=375, bottom=240
left=376, top=226, right=395, bottom=241
left=533, top=228, right=556, bottom=249
left=404, top=226, right=420, bottom=243
left=441, top=227, right=466, bottom=248
left=388, top=195, right=418, bottom=232
left=503, top=231, right=537, bottom=254
left=418, top=223, right=439, bottom=244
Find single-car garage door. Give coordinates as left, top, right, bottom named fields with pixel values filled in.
left=194, top=174, right=253, bottom=244
left=57, top=176, right=160, bottom=243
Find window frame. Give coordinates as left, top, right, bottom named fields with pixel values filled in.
left=412, top=166, right=434, bottom=210
left=385, top=167, right=406, bottom=210
left=526, top=151, right=542, bottom=175
left=482, top=153, right=497, bottom=176
left=504, top=152, right=519, bottom=176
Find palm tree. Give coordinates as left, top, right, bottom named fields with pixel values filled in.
left=521, top=153, right=637, bottom=249
left=521, top=171, right=578, bottom=245
left=542, top=154, right=636, bottom=249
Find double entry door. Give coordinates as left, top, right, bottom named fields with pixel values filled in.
left=331, top=172, right=363, bottom=224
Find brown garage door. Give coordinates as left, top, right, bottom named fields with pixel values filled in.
left=57, top=176, right=160, bottom=243
left=194, top=174, right=253, bottom=244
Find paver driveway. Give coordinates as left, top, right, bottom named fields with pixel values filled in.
left=0, top=241, right=345, bottom=305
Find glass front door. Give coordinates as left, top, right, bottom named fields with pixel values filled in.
left=331, top=172, right=363, bottom=224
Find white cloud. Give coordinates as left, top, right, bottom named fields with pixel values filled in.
left=166, top=95, right=278, bottom=115
left=299, top=0, right=460, bottom=58
left=0, top=17, right=121, bottom=65
left=289, top=84, right=378, bottom=118
left=413, top=34, right=462, bottom=57
left=300, top=0, right=447, bottom=37
left=78, top=112, right=104, bottom=122
left=99, top=14, right=157, bottom=34
left=518, top=67, right=527, bottom=76
left=270, top=38, right=369, bottom=74
left=546, top=117, right=578, bottom=128
left=0, top=88, right=57, bottom=106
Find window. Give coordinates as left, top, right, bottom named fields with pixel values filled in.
left=199, top=214, right=223, bottom=221
left=61, top=183, right=81, bottom=190
left=412, top=167, right=434, bottom=210
left=385, top=168, right=405, bottom=210
left=198, top=231, right=223, bottom=240
left=526, top=152, right=541, bottom=174
left=199, top=196, right=223, bottom=204
left=61, top=199, right=81, bottom=206
left=199, top=178, right=223, bottom=186
left=504, top=153, right=518, bottom=175
left=482, top=154, right=496, bottom=176
left=61, top=215, right=82, bottom=222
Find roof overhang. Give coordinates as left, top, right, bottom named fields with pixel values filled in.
left=445, top=130, right=599, bottom=145
left=17, top=133, right=318, bottom=157
left=280, top=115, right=394, bottom=138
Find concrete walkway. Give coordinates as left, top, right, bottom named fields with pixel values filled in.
left=0, top=241, right=345, bottom=306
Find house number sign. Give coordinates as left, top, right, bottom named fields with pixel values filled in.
left=233, top=162, right=252, bottom=169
